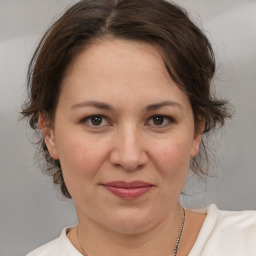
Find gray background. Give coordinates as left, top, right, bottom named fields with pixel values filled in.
left=0, top=0, right=256, bottom=255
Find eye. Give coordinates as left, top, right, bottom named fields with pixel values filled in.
left=82, top=115, right=109, bottom=127
left=147, top=115, right=174, bottom=127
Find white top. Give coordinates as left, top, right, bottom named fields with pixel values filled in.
left=26, top=204, right=256, bottom=256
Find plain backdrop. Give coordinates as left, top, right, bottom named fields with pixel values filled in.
left=0, top=0, right=256, bottom=255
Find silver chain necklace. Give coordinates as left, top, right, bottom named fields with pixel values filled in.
left=77, top=207, right=185, bottom=256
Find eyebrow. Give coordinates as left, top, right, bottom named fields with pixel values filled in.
left=71, top=100, right=183, bottom=111
left=71, top=101, right=114, bottom=110
left=146, top=101, right=183, bottom=111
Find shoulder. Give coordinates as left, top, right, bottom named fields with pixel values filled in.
left=189, top=205, right=256, bottom=256
left=26, top=238, right=59, bottom=256
left=209, top=204, right=256, bottom=235
left=26, top=227, right=81, bottom=256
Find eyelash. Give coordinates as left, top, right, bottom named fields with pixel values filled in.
left=80, top=115, right=175, bottom=128
left=80, top=115, right=110, bottom=128
left=147, top=115, right=175, bottom=128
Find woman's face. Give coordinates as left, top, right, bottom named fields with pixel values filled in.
left=43, top=39, right=202, bottom=234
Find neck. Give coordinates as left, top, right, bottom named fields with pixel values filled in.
left=75, top=203, right=184, bottom=256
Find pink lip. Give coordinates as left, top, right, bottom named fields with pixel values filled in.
left=102, top=181, right=154, bottom=199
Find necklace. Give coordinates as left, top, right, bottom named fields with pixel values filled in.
left=172, top=207, right=185, bottom=256
left=77, top=226, right=87, bottom=256
left=77, top=207, right=185, bottom=256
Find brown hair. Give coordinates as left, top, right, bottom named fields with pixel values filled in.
left=21, top=0, right=232, bottom=198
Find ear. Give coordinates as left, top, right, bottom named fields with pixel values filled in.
left=38, top=113, right=59, bottom=160
left=190, top=120, right=205, bottom=158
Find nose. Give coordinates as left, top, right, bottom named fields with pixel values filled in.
left=109, top=125, right=148, bottom=171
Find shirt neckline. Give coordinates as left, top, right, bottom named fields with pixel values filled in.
left=188, top=204, right=218, bottom=255
left=61, top=204, right=218, bottom=256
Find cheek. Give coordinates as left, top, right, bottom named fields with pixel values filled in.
left=148, top=138, right=192, bottom=205
left=151, top=136, right=193, bottom=176
left=55, top=135, right=109, bottom=186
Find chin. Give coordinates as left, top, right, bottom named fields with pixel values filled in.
left=100, top=208, right=165, bottom=235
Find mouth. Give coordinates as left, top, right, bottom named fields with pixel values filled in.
left=101, top=181, right=154, bottom=200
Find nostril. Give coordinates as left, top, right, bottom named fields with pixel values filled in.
left=110, top=152, right=148, bottom=171
left=123, top=163, right=144, bottom=172
left=108, top=132, right=149, bottom=170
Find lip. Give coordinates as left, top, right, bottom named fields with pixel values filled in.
left=102, top=181, right=154, bottom=199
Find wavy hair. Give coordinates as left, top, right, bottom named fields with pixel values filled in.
left=21, top=0, right=232, bottom=198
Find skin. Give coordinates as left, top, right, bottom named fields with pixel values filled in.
left=40, top=39, right=206, bottom=256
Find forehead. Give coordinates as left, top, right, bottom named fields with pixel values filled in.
left=60, top=39, right=190, bottom=110
left=66, top=39, right=168, bottom=80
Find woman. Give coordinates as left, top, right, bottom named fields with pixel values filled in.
left=22, top=0, right=256, bottom=255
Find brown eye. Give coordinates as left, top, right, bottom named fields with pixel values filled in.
left=152, top=116, right=165, bottom=126
left=90, top=116, right=103, bottom=126
left=147, top=115, right=173, bottom=127
left=82, top=115, right=108, bottom=127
